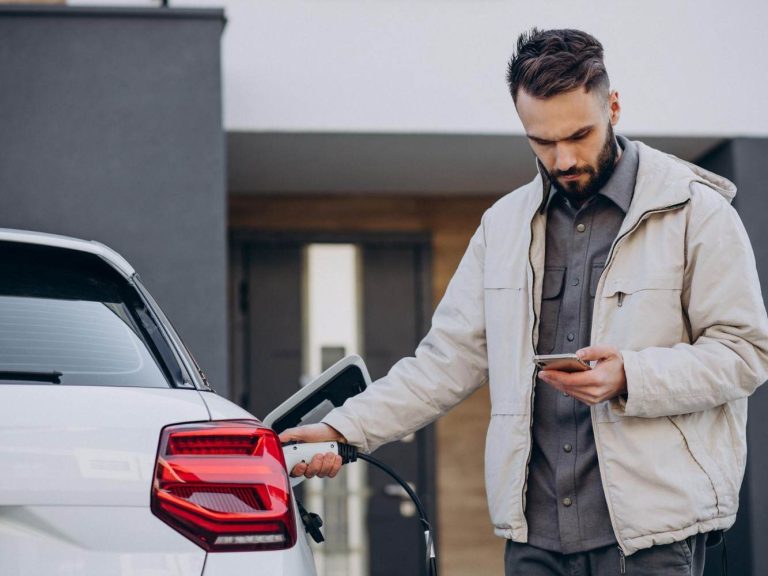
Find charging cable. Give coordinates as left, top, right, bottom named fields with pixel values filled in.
left=284, top=442, right=438, bottom=576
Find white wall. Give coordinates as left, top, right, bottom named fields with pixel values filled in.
left=73, top=0, right=768, bottom=137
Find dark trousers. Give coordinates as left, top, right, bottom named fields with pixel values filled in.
left=505, top=534, right=707, bottom=576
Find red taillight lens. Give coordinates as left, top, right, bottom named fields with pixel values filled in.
left=151, top=420, right=297, bottom=552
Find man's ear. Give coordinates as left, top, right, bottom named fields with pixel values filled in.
left=609, top=90, right=621, bottom=126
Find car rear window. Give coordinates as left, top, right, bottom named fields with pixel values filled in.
left=0, top=241, right=173, bottom=388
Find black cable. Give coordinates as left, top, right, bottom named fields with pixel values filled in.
left=338, top=444, right=437, bottom=576
left=721, top=533, right=728, bottom=576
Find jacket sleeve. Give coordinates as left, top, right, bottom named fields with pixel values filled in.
left=322, top=221, right=489, bottom=453
left=621, top=184, right=768, bottom=418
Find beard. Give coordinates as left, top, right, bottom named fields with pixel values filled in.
left=547, top=122, right=619, bottom=201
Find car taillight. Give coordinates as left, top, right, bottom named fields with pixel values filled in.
left=151, top=420, right=297, bottom=552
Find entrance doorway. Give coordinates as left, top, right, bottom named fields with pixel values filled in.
left=230, top=232, right=435, bottom=576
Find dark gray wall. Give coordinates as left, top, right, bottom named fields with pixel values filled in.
left=0, top=7, right=228, bottom=394
left=730, top=138, right=768, bottom=574
left=698, top=138, right=768, bottom=576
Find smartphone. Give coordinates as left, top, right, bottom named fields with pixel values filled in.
left=533, top=353, right=591, bottom=372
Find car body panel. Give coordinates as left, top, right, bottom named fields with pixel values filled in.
left=198, top=390, right=254, bottom=420
left=0, top=506, right=205, bottom=576
left=202, top=531, right=317, bottom=576
left=0, top=384, right=318, bottom=574
left=0, top=386, right=208, bottom=506
left=0, top=386, right=209, bottom=574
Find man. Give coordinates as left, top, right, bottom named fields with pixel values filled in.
left=280, top=28, right=768, bottom=575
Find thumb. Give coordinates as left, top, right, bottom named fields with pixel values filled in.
left=278, top=423, right=345, bottom=444
left=278, top=427, right=307, bottom=444
left=576, top=345, right=618, bottom=362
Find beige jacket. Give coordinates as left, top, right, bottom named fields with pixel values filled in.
left=323, top=141, right=768, bottom=555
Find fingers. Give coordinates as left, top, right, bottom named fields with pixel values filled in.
left=539, top=369, right=609, bottom=405
left=278, top=423, right=347, bottom=479
left=328, top=453, right=343, bottom=478
left=299, top=452, right=343, bottom=479
left=539, top=368, right=595, bottom=388
left=539, top=351, right=626, bottom=405
left=290, top=462, right=309, bottom=477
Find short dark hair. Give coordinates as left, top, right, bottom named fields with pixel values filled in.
left=506, top=28, right=610, bottom=103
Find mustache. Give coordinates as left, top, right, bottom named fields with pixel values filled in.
left=554, top=166, right=595, bottom=178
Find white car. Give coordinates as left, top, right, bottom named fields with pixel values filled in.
left=0, top=229, right=368, bottom=576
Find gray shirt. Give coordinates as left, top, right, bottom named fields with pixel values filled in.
left=525, top=135, right=639, bottom=554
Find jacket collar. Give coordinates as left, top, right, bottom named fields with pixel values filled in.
left=617, top=140, right=737, bottom=240
left=529, top=139, right=737, bottom=224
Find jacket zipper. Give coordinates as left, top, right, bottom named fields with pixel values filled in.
left=589, top=199, right=690, bottom=556
left=520, top=212, right=539, bottom=531
left=601, top=200, right=690, bottom=282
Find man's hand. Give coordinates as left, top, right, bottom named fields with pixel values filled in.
left=278, top=423, right=346, bottom=479
left=538, top=345, right=627, bottom=405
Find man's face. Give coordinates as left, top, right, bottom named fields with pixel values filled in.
left=516, top=86, right=621, bottom=199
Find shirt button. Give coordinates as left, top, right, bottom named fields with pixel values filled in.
left=563, top=443, right=573, bottom=453
left=567, top=333, right=575, bottom=342
left=562, top=391, right=569, bottom=397
left=571, top=277, right=580, bottom=286
left=576, top=223, right=586, bottom=233
left=562, top=497, right=573, bottom=507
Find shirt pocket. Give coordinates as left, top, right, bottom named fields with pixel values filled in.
left=536, top=266, right=566, bottom=354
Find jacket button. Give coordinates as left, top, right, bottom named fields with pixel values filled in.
left=562, top=497, right=573, bottom=507
left=563, top=443, right=573, bottom=453
left=576, top=223, right=586, bottom=233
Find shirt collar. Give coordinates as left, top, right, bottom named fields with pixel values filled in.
left=537, top=135, right=638, bottom=214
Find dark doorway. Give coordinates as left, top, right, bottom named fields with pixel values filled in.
left=230, top=232, right=435, bottom=576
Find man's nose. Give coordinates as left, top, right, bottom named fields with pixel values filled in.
left=554, top=144, right=577, bottom=173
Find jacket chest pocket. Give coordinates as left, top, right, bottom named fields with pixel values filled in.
left=600, top=273, right=684, bottom=348
left=536, top=267, right=566, bottom=354
left=603, top=274, right=681, bottom=300
left=483, top=267, right=526, bottom=325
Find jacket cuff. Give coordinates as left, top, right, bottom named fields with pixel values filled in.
left=620, top=349, right=645, bottom=417
left=321, top=408, right=370, bottom=453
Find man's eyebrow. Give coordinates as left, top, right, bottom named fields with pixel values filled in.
left=526, top=125, right=594, bottom=144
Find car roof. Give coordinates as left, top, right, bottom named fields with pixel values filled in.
left=0, top=228, right=135, bottom=278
